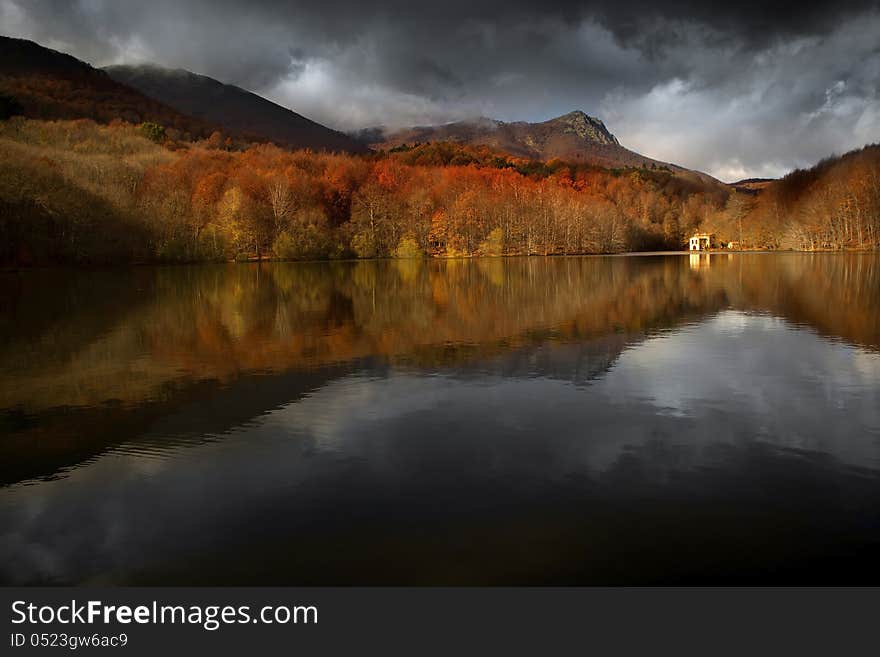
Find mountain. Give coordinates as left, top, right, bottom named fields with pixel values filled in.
left=730, top=178, right=774, bottom=194
left=366, top=111, right=713, bottom=179
left=105, top=64, right=367, bottom=154
left=0, top=36, right=216, bottom=138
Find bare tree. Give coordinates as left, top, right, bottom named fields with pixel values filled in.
left=267, top=178, right=294, bottom=234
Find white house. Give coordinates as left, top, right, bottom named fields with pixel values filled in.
left=688, top=233, right=712, bottom=251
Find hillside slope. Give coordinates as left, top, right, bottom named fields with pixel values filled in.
left=368, top=111, right=715, bottom=182
left=105, top=64, right=367, bottom=153
left=0, top=36, right=216, bottom=138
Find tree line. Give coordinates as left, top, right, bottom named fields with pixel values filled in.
left=0, top=117, right=877, bottom=265
left=710, top=146, right=880, bottom=251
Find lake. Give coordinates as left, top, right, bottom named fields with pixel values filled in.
left=1, top=253, right=879, bottom=584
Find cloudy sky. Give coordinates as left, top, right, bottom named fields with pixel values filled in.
left=2, top=0, right=879, bottom=180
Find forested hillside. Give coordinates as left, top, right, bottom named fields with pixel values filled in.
left=709, top=145, right=880, bottom=250
left=0, top=118, right=877, bottom=265
left=0, top=36, right=217, bottom=140
left=0, top=119, right=728, bottom=264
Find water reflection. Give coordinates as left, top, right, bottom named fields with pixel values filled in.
left=1, top=254, right=879, bottom=584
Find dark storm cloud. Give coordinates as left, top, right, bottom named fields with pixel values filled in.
left=2, top=0, right=879, bottom=179
left=591, top=0, right=879, bottom=44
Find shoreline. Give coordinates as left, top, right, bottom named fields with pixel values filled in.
left=2, top=249, right=878, bottom=273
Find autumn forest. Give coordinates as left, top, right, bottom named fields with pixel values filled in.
left=0, top=32, right=879, bottom=266
left=1, top=117, right=879, bottom=266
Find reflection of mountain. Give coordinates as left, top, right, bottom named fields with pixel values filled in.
left=6, top=323, right=878, bottom=584
left=0, top=258, right=724, bottom=411
left=441, top=336, right=631, bottom=386
left=0, top=364, right=357, bottom=486
left=0, top=332, right=662, bottom=485
left=1, top=254, right=877, bottom=486
left=728, top=253, right=880, bottom=348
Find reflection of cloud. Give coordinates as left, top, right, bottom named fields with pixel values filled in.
left=712, top=309, right=752, bottom=335
left=2, top=309, right=879, bottom=584
left=852, top=350, right=880, bottom=383
left=601, top=311, right=880, bottom=461
left=266, top=310, right=880, bottom=469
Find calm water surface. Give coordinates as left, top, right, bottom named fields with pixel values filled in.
left=1, top=253, right=879, bottom=584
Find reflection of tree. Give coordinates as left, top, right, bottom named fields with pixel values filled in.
left=0, top=255, right=877, bottom=416
left=1, top=254, right=877, bottom=487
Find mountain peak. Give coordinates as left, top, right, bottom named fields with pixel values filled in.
left=366, top=109, right=698, bottom=174
left=547, top=111, right=619, bottom=146
left=557, top=110, right=590, bottom=120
